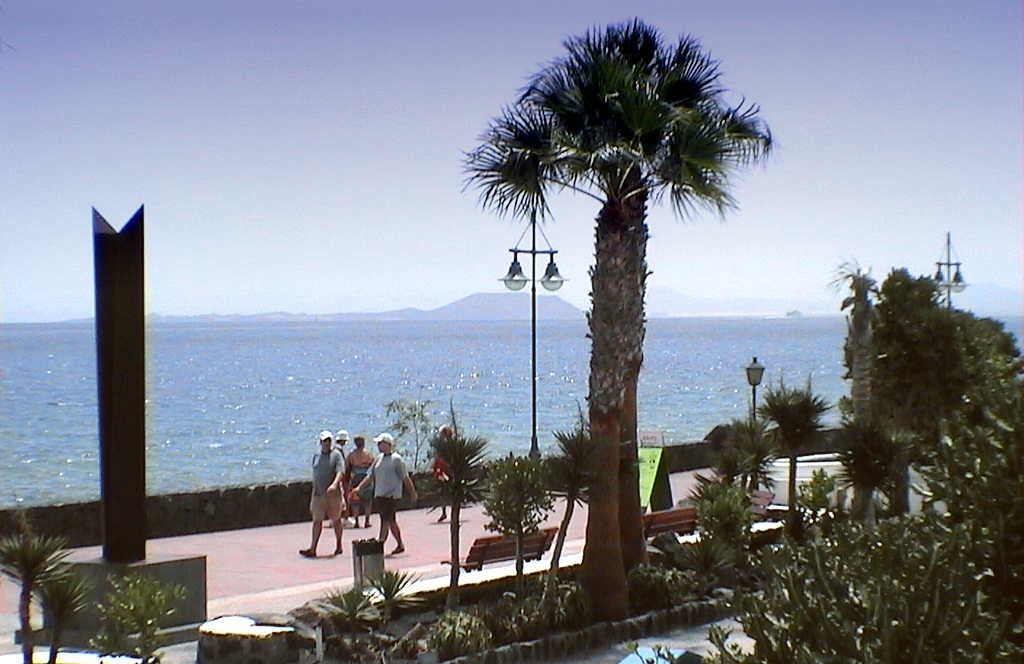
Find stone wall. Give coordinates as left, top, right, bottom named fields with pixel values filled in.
left=2, top=430, right=843, bottom=547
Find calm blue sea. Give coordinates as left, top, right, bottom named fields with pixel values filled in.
left=2, top=316, right=1020, bottom=508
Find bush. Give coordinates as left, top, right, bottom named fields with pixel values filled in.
left=430, top=610, right=492, bottom=661
left=626, top=563, right=695, bottom=614
left=693, top=479, right=752, bottom=563
left=90, top=573, right=186, bottom=662
left=321, top=586, right=380, bottom=632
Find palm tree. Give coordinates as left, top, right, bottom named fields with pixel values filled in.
left=758, top=382, right=830, bottom=532
left=465, top=19, right=771, bottom=621
left=541, top=415, right=596, bottom=610
left=838, top=418, right=897, bottom=530
left=0, top=531, right=70, bottom=664
left=831, top=262, right=877, bottom=421
left=432, top=421, right=488, bottom=609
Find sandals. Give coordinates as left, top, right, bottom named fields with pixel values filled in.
left=299, top=549, right=316, bottom=558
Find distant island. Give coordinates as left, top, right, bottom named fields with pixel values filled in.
left=146, top=292, right=584, bottom=323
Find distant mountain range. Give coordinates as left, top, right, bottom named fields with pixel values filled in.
left=148, top=292, right=584, bottom=323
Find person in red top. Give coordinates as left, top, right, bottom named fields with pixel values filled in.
left=431, top=425, right=454, bottom=522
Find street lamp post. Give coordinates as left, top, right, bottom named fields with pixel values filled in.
left=745, top=356, right=765, bottom=422
left=500, top=212, right=565, bottom=459
left=933, top=232, right=966, bottom=309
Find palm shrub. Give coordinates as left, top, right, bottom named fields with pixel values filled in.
left=37, top=568, right=91, bottom=664
left=366, top=569, right=422, bottom=628
left=90, top=573, right=186, bottom=662
left=482, top=454, right=553, bottom=593
left=837, top=418, right=897, bottom=530
left=732, top=418, right=775, bottom=494
left=430, top=611, right=492, bottom=661
left=541, top=413, right=595, bottom=609
left=758, top=381, right=829, bottom=534
left=466, top=18, right=772, bottom=620
left=321, top=586, right=380, bottom=633
left=0, top=527, right=70, bottom=664
left=431, top=410, right=488, bottom=609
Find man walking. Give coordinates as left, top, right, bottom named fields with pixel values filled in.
left=300, top=430, right=345, bottom=558
left=335, top=429, right=357, bottom=528
left=351, top=432, right=417, bottom=555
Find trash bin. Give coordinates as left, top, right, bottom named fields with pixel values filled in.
left=352, top=538, right=384, bottom=589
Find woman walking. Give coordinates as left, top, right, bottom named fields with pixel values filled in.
left=345, top=435, right=375, bottom=528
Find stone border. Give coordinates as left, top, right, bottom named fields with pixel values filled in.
left=445, top=598, right=732, bottom=664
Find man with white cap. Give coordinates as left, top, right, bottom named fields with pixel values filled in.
left=299, top=430, right=345, bottom=558
left=350, top=432, right=417, bottom=555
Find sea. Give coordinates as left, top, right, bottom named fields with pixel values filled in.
left=3, top=315, right=1020, bottom=508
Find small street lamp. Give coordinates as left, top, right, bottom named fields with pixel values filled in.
left=932, top=232, right=966, bottom=309
left=745, top=356, right=765, bottom=422
left=500, top=211, right=565, bottom=459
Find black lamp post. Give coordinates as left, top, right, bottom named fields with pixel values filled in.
left=932, top=231, right=966, bottom=309
left=500, top=211, right=565, bottom=459
left=745, top=356, right=765, bottom=422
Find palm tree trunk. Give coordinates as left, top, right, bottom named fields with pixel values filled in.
left=619, top=364, right=646, bottom=575
left=583, top=411, right=626, bottom=620
left=19, top=586, right=32, bottom=664
left=582, top=195, right=644, bottom=622
left=446, top=502, right=461, bottom=610
left=788, top=455, right=798, bottom=532
left=542, top=500, right=575, bottom=610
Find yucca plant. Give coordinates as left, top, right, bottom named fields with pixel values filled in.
left=432, top=407, right=489, bottom=609
left=38, top=567, right=91, bottom=664
left=0, top=528, right=70, bottom=664
left=321, top=586, right=380, bottom=633
left=838, top=418, right=897, bottom=530
left=90, top=573, right=186, bottom=662
left=758, top=380, right=830, bottom=534
left=541, top=411, right=595, bottom=610
left=367, top=569, right=422, bottom=627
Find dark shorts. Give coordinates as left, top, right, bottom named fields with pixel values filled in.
left=373, top=497, right=399, bottom=522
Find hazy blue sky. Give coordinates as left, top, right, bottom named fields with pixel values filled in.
left=2, top=0, right=1020, bottom=322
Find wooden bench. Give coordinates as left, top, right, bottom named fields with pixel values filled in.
left=442, top=527, right=558, bottom=572
left=642, top=507, right=698, bottom=540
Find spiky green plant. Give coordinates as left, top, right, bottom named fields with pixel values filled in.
left=0, top=529, right=70, bottom=664
left=541, top=411, right=595, bottom=609
left=321, top=586, right=380, bottom=633
left=38, top=568, right=91, bottom=664
left=90, top=573, right=186, bottom=662
left=837, top=418, right=897, bottom=530
left=367, top=569, right=422, bottom=626
left=758, top=381, right=830, bottom=534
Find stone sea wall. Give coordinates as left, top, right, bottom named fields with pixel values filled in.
left=1, top=432, right=842, bottom=547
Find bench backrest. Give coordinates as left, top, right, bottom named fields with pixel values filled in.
left=463, top=527, right=558, bottom=570
left=642, top=507, right=698, bottom=539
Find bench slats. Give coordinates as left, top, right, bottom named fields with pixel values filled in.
left=642, top=507, right=698, bottom=539
left=443, top=527, right=558, bottom=571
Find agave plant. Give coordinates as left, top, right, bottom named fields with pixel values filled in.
left=321, top=585, right=381, bottom=633
left=367, top=569, right=422, bottom=626
left=0, top=529, right=70, bottom=664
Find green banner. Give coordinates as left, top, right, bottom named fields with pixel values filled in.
left=637, top=447, right=663, bottom=509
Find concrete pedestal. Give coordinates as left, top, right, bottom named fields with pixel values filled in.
left=45, top=554, right=207, bottom=648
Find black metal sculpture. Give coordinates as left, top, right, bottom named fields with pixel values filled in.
left=93, top=207, right=146, bottom=562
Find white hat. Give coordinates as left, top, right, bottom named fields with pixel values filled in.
left=319, top=430, right=333, bottom=442
left=373, top=432, right=395, bottom=445
left=336, top=430, right=350, bottom=443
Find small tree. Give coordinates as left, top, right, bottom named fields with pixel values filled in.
left=541, top=415, right=595, bottom=609
left=432, top=414, right=488, bottom=609
left=91, top=573, right=186, bottom=662
left=483, top=454, right=554, bottom=593
left=759, top=381, right=830, bottom=534
left=385, top=397, right=435, bottom=469
left=0, top=526, right=70, bottom=664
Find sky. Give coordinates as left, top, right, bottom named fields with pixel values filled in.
left=1, top=0, right=1021, bottom=323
